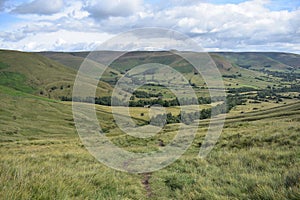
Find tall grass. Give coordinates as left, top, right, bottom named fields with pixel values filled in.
left=0, top=90, right=299, bottom=199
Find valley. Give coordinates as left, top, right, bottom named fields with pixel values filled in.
left=0, top=50, right=299, bottom=199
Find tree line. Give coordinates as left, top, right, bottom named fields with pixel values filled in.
left=60, top=96, right=215, bottom=107
left=150, top=95, right=246, bottom=126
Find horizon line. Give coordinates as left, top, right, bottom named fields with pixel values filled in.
left=0, top=48, right=299, bottom=55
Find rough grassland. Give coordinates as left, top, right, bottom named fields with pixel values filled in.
left=0, top=87, right=299, bottom=199
left=0, top=50, right=299, bottom=199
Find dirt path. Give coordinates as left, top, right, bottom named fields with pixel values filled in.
left=142, top=173, right=152, bottom=198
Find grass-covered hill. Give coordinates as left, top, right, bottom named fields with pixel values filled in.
left=0, top=78, right=299, bottom=199
left=0, top=50, right=113, bottom=99
left=40, top=51, right=300, bottom=91
left=0, top=49, right=299, bottom=199
left=40, top=51, right=300, bottom=71
left=216, top=52, right=300, bottom=71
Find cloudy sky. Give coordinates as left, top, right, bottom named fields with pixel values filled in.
left=0, top=0, right=299, bottom=53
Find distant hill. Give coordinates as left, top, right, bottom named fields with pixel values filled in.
left=0, top=50, right=113, bottom=99
left=215, top=52, right=300, bottom=71
left=262, top=52, right=300, bottom=68
left=39, top=51, right=300, bottom=89
left=1, top=50, right=299, bottom=100
left=38, top=51, right=122, bottom=85
left=40, top=51, right=300, bottom=72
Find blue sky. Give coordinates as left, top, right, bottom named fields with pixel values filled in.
left=0, top=0, right=299, bottom=53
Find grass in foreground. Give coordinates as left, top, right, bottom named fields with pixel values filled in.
left=0, top=90, right=299, bottom=199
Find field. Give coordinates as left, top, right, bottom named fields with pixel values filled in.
left=1, top=91, right=299, bottom=199
left=0, top=50, right=299, bottom=199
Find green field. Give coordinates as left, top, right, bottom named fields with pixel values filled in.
left=0, top=50, right=299, bottom=199
left=1, top=89, right=299, bottom=199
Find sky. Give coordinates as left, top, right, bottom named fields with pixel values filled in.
left=0, top=0, right=299, bottom=53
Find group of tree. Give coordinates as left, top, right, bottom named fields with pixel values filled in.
left=62, top=93, right=246, bottom=126
left=259, top=69, right=300, bottom=82
left=247, top=85, right=300, bottom=102
left=150, top=95, right=245, bottom=126
left=129, top=96, right=211, bottom=107
left=222, top=74, right=242, bottom=79
left=133, top=90, right=162, bottom=98
left=150, top=104, right=224, bottom=126
left=61, top=96, right=214, bottom=107
left=273, top=84, right=300, bottom=93
left=227, top=87, right=257, bottom=93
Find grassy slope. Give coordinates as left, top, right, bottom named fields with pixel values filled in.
left=0, top=50, right=113, bottom=98
left=38, top=51, right=125, bottom=88
left=0, top=84, right=299, bottom=199
left=38, top=51, right=121, bottom=76
left=216, top=52, right=300, bottom=71
left=38, top=52, right=87, bottom=70
left=123, top=51, right=281, bottom=89
left=0, top=50, right=299, bottom=199
left=260, top=52, right=300, bottom=69
left=41, top=51, right=297, bottom=90
left=0, top=50, right=76, bottom=88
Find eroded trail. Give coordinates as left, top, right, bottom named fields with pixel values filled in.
left=142, top=173, right=152, bottom=198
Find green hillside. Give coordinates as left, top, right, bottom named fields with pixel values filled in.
left=216, top=52, right=300, bottom=71
left=263, top=52, right=300, bottom=69
left=0, top=50, right=299, bottom=199
left=0, top=83, right=299, bottom=199
left=0, top=50, right=113, bottom=99
left=40, top=51, right=300, bottom=91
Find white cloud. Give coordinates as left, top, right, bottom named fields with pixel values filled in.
left=129, top=1, right=300, bottom=52
left=12, top=0, right=64, bottom=15
left=0, top=29, right=115, bottom=51
left=84, top=0, right=143, bottom=19
left=1, top=0, right=300, bottom=53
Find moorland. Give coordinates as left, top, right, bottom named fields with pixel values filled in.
left=0, top=50, right=299, bottom=199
